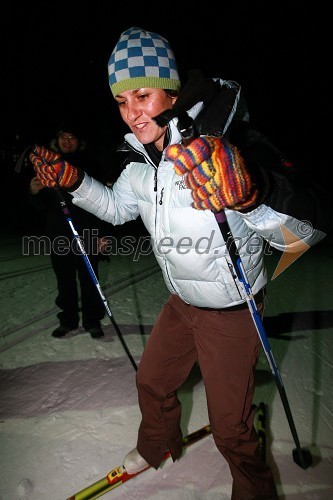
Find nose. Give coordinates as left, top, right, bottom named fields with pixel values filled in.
left=126, top=102, right=142, bottom=122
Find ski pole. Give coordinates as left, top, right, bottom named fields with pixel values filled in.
left=173, top=112, right=313, bottom=470
left=53, top=186, right=138, bottom=372
left=213, top=209, right=312, bottom=469
left=14, top=148, right=138, bottom=370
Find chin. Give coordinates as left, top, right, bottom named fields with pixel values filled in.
left=134, top=135, right=151, bottom=145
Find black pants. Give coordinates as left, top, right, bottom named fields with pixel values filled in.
left=50, top=250, right=105, bottom=329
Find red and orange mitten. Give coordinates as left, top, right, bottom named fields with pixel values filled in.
left=29, top=145, right=82, bottom=189
left=166, top=136, right=258, bottom=212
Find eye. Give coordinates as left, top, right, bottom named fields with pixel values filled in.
left=116, top=100, right=126, bottom=108
left=137, top=92, right=148, bottom=101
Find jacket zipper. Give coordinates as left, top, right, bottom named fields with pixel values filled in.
left=154, top=168, right=157, bottom=192
left=159, top=187, right=164, bottom=205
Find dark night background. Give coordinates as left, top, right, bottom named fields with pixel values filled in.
left=1, top=2, right=329, bottom=234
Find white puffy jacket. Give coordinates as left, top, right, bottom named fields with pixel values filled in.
left=70, top=99, right=327, bottom=308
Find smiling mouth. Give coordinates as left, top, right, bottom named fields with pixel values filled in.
left=134, top=123, right=147, bottom=131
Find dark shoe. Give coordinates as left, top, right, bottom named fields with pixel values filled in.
left=86, top=325, right=104, bottom=339
left=52, top=326, right=73, bottom=338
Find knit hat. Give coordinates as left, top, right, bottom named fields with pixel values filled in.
left=108, top=27, right=181, bottom=97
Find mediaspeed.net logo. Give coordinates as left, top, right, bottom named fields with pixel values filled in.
left=271, top=222, right=312, bottom=280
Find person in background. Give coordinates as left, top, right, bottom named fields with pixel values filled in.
left=29, top=123, right=106, bottom=339
left=30, top=28, right=331, bottom=499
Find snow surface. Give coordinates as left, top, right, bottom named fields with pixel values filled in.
left=1, top=229, right=333, bottom=500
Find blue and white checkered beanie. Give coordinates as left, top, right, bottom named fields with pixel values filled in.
left=108, top=27, right=181, bottom=97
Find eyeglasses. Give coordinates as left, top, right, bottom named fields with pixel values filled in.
left=59, top=134, right=78, bottom=141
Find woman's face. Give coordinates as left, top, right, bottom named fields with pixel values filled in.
left=58, top=132, right=79, bottom=154
left=115, top=88, right=177, bottom=151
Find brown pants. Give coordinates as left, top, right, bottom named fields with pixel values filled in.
left=136, top=294, right=278, bottom=499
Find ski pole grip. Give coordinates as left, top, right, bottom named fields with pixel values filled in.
left=177, top=112, right=197, bottom=146
left=176, top=114, right=228, bottom=226
left=214, top=211, right=227, bottom=224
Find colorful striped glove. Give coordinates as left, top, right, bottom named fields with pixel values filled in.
left=165, top=136, right=258, bottom=212
left=29, top=145, right=82, bottom=189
